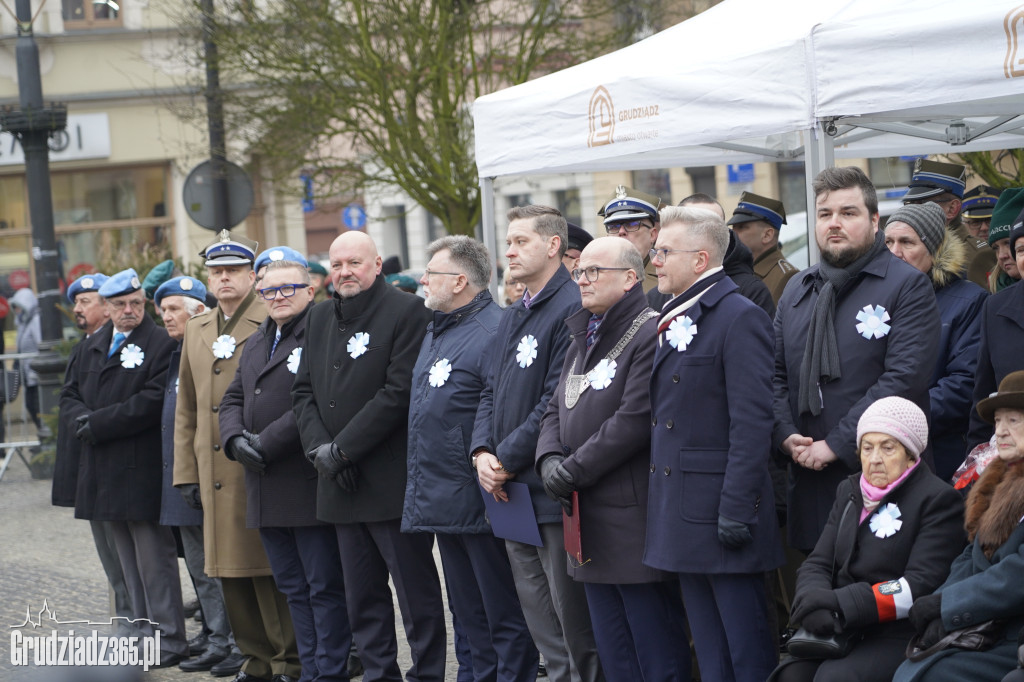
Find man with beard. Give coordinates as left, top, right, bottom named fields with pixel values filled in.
left=293, top=231, right=445, bottom=682
left=773, top=166, right=940, bottom=553
left=404, top=235, right=537, bottom=682
left=53, top=273, right=133, bottom=630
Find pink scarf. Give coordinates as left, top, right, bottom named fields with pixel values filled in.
left=859, top=460, right=919, bottom=524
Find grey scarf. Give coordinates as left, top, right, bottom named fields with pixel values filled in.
left=798, top=229, right=887, bottom=416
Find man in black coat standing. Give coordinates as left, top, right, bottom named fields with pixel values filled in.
left=222, top=259, right=352, bottom=682
left=63, top=268, right=186, bottom=665
left=292, top=231, right=444, bottom=681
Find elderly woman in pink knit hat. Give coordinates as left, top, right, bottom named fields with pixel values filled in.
left=770, top=396, right=966, bottom=682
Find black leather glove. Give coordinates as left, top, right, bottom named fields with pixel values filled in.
left=717, top=515, right=753, bottom=549
left=310, top=442, right=346, bottom=477
left=800, top=608, right=839, bottom=636
left=178, top=483, right=202, bottom=510
left=74, top=415, right=97, bottom=445
left=227, top=435, right=266, bottom=474
left=909, top=593, right=942, bottom=633
left=335, top=465, right=360, bottom=493
left=919, top=618, right=947, bottom=649
left=791, top=588, right=840, bottom=624
left=243, top=429, right=265, bottom=456
left=539, top=454, right=574, bottom=514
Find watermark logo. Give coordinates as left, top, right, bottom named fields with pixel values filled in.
left=9, top=600, right=162, bottom=671
left=588, top=86, right=615, bottom=147
left=1005, top=3, right=1024, bottom=78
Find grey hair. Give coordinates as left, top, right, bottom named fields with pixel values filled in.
left=264, top=260, right=311, bottom=285
left=613, top=238, right=646, bottom=279
left=184, top=297, right=204, bottom=317
left=507, top=205, right=568, bottom=258
left=427, top=235, right=491, bottom=289
left=658, top=205, right=729, bottom=265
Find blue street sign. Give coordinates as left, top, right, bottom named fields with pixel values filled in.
left=727, top=163, right=755, bottom=184
left=301, top=174, right=314, bottom=213
left=343, top=204, right=367, bottom=230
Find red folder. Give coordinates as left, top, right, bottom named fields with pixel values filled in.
left=562, top=491, right=583, bottom=564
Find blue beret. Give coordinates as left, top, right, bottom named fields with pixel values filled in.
left=201, top=229, right=257, bottom=267
left=67, top=273, right=109, bottom=304
left=254, top=246, right=308, bottom=272
left=98, top=268, right=142, bottom=299
left=155, top=276, right=208, bottom=307
left=903, top=159, right=967, bottom=201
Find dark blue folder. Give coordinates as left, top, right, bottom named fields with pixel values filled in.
left=479, top=481, right=543, bottom=547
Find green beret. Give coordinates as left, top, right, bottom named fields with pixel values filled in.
left=142, top=260, right=178, bottom=299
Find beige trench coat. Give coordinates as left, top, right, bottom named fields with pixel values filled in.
left=173, top=295, right=269, bottom=577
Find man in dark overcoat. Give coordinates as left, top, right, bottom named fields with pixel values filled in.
left=156, top=276, right=240, bottom=672
left=773, top=167, right=940, bottom=553
left=222, top=259, right=352, bottom=682
left=54, top=273, right=132, bottom=630
left=293, top=231, right=445, bottom=682
left=63, top=268, right=186, bottom=664
left=536, top=237, right=688, bottom=682
left=645, top=208, right=783, bottom=682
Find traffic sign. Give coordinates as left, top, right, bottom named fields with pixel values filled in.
left=183, top=160, right=255, bottom=231
left=343, top=204, right=367, bottom=230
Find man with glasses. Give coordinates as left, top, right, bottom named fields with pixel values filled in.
left=64, top=268, right=187, bottom=665
left=960, top=185, right=1001, bottom=290
left=175, top=232, right=301, bottom=682
left=538, top=236, right=689, bottom=681
left=221, top=259, right=352, bottom=682
left=599, top=185, right=662, bottom=293
left=472, top=205, right=604, bottom=682
left=293, top=231, right=444, bottom=682
left=646, top=208, right=783, bottom=682
left=405, top=235, right=537, bottom=682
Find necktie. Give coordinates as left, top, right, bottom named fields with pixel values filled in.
left=109, top=332, right=126, bottom=358
left=586, top=315, right=602, bottom=348
left=270, top=329, right=282, bottom=357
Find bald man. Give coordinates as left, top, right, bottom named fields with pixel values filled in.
left=292, top=232, right=446, bottom=681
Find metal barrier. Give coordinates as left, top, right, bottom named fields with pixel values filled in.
left=0, top=351, right=44, bottom=482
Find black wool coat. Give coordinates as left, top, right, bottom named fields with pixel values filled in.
left=63, top=314, right=175, bottom=522
left=221, top=306, right=320, bottom=528
left=292, top=275, right=431, bottom=524
left=52, top=337, right=90, bottom=507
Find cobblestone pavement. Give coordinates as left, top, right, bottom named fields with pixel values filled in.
left=0, top=442, right=462, bottom=681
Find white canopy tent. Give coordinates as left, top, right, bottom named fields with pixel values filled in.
left=472, top=0, right=1024, bottom=276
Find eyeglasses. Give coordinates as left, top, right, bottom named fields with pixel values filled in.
left=649, top=248, right=701, bottom=263
left=423, top=269, right=462, bottom=278
left=257, top=284, right=309, bottom=300
left=571, top=266, right=631, bottom=283
left=605, top=220, right=652, bottom=234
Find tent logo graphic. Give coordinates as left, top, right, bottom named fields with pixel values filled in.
left=1005, top=3, right=1024, bottom=78
left=588, top=86, right=615, bottom=147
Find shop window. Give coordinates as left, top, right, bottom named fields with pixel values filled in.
left=62, top=0, right=122, bottom=29
left=554, top=188, right=582, bottom=227
left=632, top=169, right=671, bottom=205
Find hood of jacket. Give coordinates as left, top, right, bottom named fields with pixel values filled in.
left=930, top=232, right=969, bottom=290
left=11, top=287, right=38, bottom=321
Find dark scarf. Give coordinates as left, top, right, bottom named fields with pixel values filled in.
left=798, top=229, right=887, bottom=416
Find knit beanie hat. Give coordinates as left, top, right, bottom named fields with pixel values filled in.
left=1011, top=207, right=1024, bottom=256
left=988, top=187, right=1024, bottom=246
left=856, top=396, right=928, bottom=461
left=886, top=203, right=947, bottom=256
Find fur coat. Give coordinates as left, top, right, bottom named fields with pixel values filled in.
left=965, top=458, right=1024, bottom=559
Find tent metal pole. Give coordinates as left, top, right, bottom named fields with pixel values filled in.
left=480, top=176, right=500, bottom=300
left=804, top=123, right=834, bottom=268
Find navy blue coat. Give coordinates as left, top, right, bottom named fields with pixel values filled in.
left=403, top=291, right=501, bottom=535
left=222, top=307, right=320, bottom=528
left=773, top=247, right=940, bottom=551
left=64, top=314, right=175, bottom=522
left=471, top=265, right=582, bottom=524
left=160, top=345, right=204, bottom=526
left=536, top=283, right=667, bottom=584
left=966, top=280, right=1024, bottom=452
left=293, top=276, right=431, bottom=524
left=929, top=278, right=986, bottom=481
left=645, top=272, right=783, bottom=574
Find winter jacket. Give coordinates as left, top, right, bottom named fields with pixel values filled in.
left=471, top=264, right=582, bottom=524
left=11, top=287, right=41, bottom=387
left=403, top=291, right=501, bottom=535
